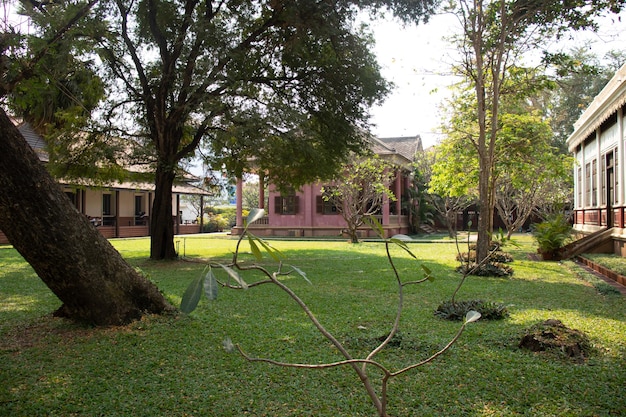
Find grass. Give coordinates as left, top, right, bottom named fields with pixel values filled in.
left=582, top=253, right=626, bottom=276
left=1, top=234, right=625, bottom=416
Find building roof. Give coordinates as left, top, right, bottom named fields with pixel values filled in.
left=16, top=120, right=49, bottom=162
left=14, top=119, right=210, bottom=196
left=567, top=63, right=626, bottom=152
left=369, top=135, right=423, bottom=166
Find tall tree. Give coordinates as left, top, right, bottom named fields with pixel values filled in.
left=442, top=0, right=624, bottom=263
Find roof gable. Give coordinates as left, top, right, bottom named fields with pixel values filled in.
left=369, top=135, right=423, bottom=166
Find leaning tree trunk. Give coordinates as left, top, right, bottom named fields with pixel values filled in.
left=150, top=165, right=178, bottom=260
left=0, top=109, right=174, bottom=325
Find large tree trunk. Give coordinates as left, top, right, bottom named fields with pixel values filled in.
left=0, top=109, right=174, bottom=325
left=150, top=166, right=177, bottom=260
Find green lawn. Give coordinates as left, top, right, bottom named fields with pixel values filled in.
left=1, top=234, right=625, bottom=417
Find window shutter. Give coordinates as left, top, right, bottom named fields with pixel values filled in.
left=274, top=196, right=282, bottom=214
left=316, top=196, right=323, bottom=213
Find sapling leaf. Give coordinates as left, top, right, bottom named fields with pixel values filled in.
left=391, top=234, right=412, bottom=241
left=288, top=264, right=312, bottom=285
left=247, top=235, right=263, bottom=260
left=244, top=208, right=265, bottom=230
left=421, top=264, right=434, bottom=281
left=465, top=310, right=482, bottom=324
left=363, top=215, right=384, bottom=237
left=203, top=267, right=219, bottom=300
left=180, top=272, right=205, bottom=314
left=257, top=238, right=284, bottom=262
left=389, top=237, right=417, bottom=259
left=217, top=263, right=248, bottom=290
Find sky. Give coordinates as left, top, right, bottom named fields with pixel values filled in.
left=367, top=11, right=626, bottom=149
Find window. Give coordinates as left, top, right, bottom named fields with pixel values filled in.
left=102, top=194, right=112, bottom=215
left=316, top=187, right=339, bottom=214
left=615, top=149, right=619, bottom=205
left=602, top=156, right=606, bottom=206
left=577, top=167, right=582, bottom=209
left=135, top=195, right=144, bottom=215
left=274, top=194, right=299, bottom=215
left=585, top=163, right=591, bottom=207
left=592, top=159, right=597, bottom=207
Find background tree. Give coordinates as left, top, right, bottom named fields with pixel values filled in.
left=547, top=47, right=626, bottom=153
left=441, top=0, right=624, bottom=263
left=428, top=139, right=477, bottom=238
left=323, top=155, right=396, bottom=243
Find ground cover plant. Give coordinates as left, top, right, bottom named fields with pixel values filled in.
left=1, top=234, right=625, bottom=416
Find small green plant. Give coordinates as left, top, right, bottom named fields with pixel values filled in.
left=456, top=261, right=514, bottom=277
left=181, top=209, right=481, bottom=417
left=532, top=214, right=573, bottom=260
left=435, top=299, right=509, bottom=321
left=456, top=250, right=514, bottom=263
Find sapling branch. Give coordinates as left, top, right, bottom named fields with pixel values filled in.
left=180, top=209, right=481, bottom=417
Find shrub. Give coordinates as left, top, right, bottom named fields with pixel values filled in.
left=202, top=214, right=229, bottom=232
left=456, top=262, right=513, bottom=277
left=532, top=214, right=573, bottom=260
left=456, top=250, right=513, bottom=263
left=435, top=299, right=509, bottom=321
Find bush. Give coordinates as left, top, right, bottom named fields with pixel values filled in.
left=456, top=262, right=513, bottom=277
left=202, top=214, right=229, bottom=232
left=456, top=250, right=513, bottom=263
left=532, top=214, right=573, bottom=260
left=434, top=299, right=509, bottom=321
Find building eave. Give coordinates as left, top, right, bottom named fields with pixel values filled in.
left=567, top=63, right=626, bottom=152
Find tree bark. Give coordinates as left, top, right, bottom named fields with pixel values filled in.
left=150, top=166, right=178, bottom=259
left=0, top=109, right=174, bottom=325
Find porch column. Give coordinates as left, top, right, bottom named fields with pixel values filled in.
left=236, top=176, right=243, bottom=228
left=259, top=174, right=265, bottom=210
left=304, top=184, right=313, bottom=229
left=618, top=106, right=624, bottom=207
left=176, top=194, right=180, bottom=235
left=395, top=170, right=402, bottom=224
left=115, top=190, right=120, bottom=238
left=596, top=130, right=601, bottom=213
left=382, top=194, right=390, bottom=227
left=148, top=192, right=152, bottom=235
left=200, top=195, right=204, bottom=231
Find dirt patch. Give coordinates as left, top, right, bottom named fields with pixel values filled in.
left=519, top=319, right=593, bottom=363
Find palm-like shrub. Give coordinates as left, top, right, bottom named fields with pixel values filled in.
left=532, top=214, right=573, bottom=260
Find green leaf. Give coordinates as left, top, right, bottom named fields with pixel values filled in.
left=203, top=268, right=219, bottom=300
left=180, top=272, right=205, bottom=314
left=288, top=264, right=311, bottom=285
left=421, top=264, right=434, bottom=282
left=217, top=263, right=248, bottom=290
left=389, top=237, right=417, bottom=259
left=465, top=310, right=482, bottom=324
left=257, top=238, right=284, bottom=262
left=247, top=235, right=263, bottom=261
left=363, top=215, right=384, bottom=237
left=245, top=208, right=265, bottom=229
